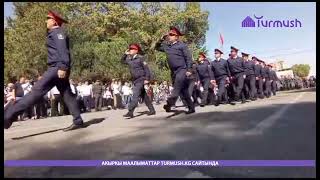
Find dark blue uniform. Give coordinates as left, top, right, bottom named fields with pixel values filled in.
left=243, top=60, right=257, bottom=99
left=269, top=69, right=279, bottom=95
left=260, top=66, right=267, bottom=98
left=4, top=27, right=83, bottom=129
left=121, top=54, right=155, bottom=114
left=254, top=63, right=264, bottom=98
left=264, top=66, right=272, bottom=97
left=196, top=59, right=214, bottom=106
left=227, top=57, right=246, bottom=100
left=211, top=58, right=231, bottom=102
left=180, top=62, right=200, bottom=106
left=155, top=40, right=195, bottom=112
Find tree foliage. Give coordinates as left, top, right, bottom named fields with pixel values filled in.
left=4, top=2, right=209, bottom=84
left=291, top=64, right=310, bottom=78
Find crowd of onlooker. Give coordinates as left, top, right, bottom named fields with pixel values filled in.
left=4, top=75, right=316, bottom=121
left=4, top=76, right=174, bottom=121
left=277, top=75, right=316, bottom=91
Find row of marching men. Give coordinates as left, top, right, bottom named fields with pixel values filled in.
left=4, top=16, right=280, bottom=131
left=183, top=46, right=279, bottom=107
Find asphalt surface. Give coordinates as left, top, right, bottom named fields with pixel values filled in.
left=4, top=88, right=316, bottom=178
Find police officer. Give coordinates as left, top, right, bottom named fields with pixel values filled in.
left=252, top=57, right=263, bottom=99
left=268, top=64, right=279, bottom=96
left=211, top=48, right=233, bottom=106
left=259, top=60, right=267, bottom=98
left=155, top=27, right=195, bottom=114
left=196, top=52, right=215, bottom=107
left=263, top=63, right=272, bottom=98
left=227, top=46, right=246, bottom=102
left=242, top=52, right=257, bottom=101
left=121, top=43, right=156, bottom=118
left=180, top=61, right=200, bottom=106
left=4, top=10, right=85, bottom=131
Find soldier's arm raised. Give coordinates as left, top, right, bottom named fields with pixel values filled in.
left=155, top=35, right=168, bottom=52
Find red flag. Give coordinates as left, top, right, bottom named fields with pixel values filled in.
left=219, top=32, right=224, bottom=46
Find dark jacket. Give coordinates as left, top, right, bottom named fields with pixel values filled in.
left=243, top=60, right=255, bottom=76
left=47, top=27, right=70, bottom=70
left=211, top=58, right=231, bottom=79
left=121, top=54, right=151, bottom=83
left=196, top=60, right=214, bottom=80
left=155, top=39, right=193, bottom=74
left=227, top=57, right=245, bottom=76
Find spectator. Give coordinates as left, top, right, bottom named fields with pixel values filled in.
left=82, top=80, right=93, bottom=112
left=92, top=80, right=103, bottom=111
left=48, top=86, right=65, bottom=116
left=104, top=85, right=114, bottom=110
left=122, top=82, right=131, bottom=108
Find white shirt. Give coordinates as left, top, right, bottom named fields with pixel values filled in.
left=77, top=85, right=83, bottom=97
left=103, top=90, right=112, bottom=99
left=70, top=84, right=76, bottom=95
left=22, top=82, right=32, bottom=95
left=48, top=86, right=60, bottom=98
left=112, top=84, right=120, bottom=94
left=82, top=84, right=92, bottom=96
left=122, top=85, right=130, bottom=96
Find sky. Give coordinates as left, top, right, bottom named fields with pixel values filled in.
left=4, top=2, right=316, bottom=76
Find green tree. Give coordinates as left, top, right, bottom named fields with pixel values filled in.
left=291, top=64, right=310, bottom=78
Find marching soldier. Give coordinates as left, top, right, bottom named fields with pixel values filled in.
left=196, top=52, right=215, bottom=107
left=4, top=10, right=85, bottom=130
left=253, top=57, right=263, bottom=99
left=227, top=46, right=246, bottom=103
left=264, top=63, right=272, bottom=98
left=269, top=64, right=279, bottom=96
left=155, top=27, right=195, bottom=114
left=242, top=52, right=257, bottom=101
left=179, top=61, right=199, bottom=107
left=210, top=48, right=233, bottom=106
left=260, top=60, right=267, bottom=98
left=121, top=43, right=156, bottom=118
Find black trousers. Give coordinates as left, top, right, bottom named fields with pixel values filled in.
left=94, top=95, right=103, bottom=111
left=256, top=78, right=264, bottom=98
left=216, top=75, right=227, bottom=98
left=35, top=97, right=48, bottom=118
left=200, top=78, right=210, bottom=105
left=271, top=80, right=277, bottom=95
left=264, top=79, right=272, bottom=97
left=232, top=73, right=245, bottom=100
left=4, top=67, right=83, bottom=125
left=245, top=74, right=256, bottom=99
left=83, top=96, right=92, bottom=111
left=128, top=80, right=155, bottom=113
left=51, top=94, right=64, bottom=116
left=167, top=69, right=194, bottom=110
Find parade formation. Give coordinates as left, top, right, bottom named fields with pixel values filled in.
left=4, top=10, right=316, bottom=131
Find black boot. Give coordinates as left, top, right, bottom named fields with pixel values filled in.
left=186, top=104, right=195, bottom=114
left=123, top=110, right=134, bottom=118
left=163, top=104, right=172, bottom=112
left=215, top=95, right=222, bottom=106
left=63, top=122, right=86, bottom=132
left=186, top=108, right=195, bottom=114
left=147, top=111, right=156, bottom=116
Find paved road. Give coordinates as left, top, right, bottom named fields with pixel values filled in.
left=4, top=88, right=316, bottom=178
